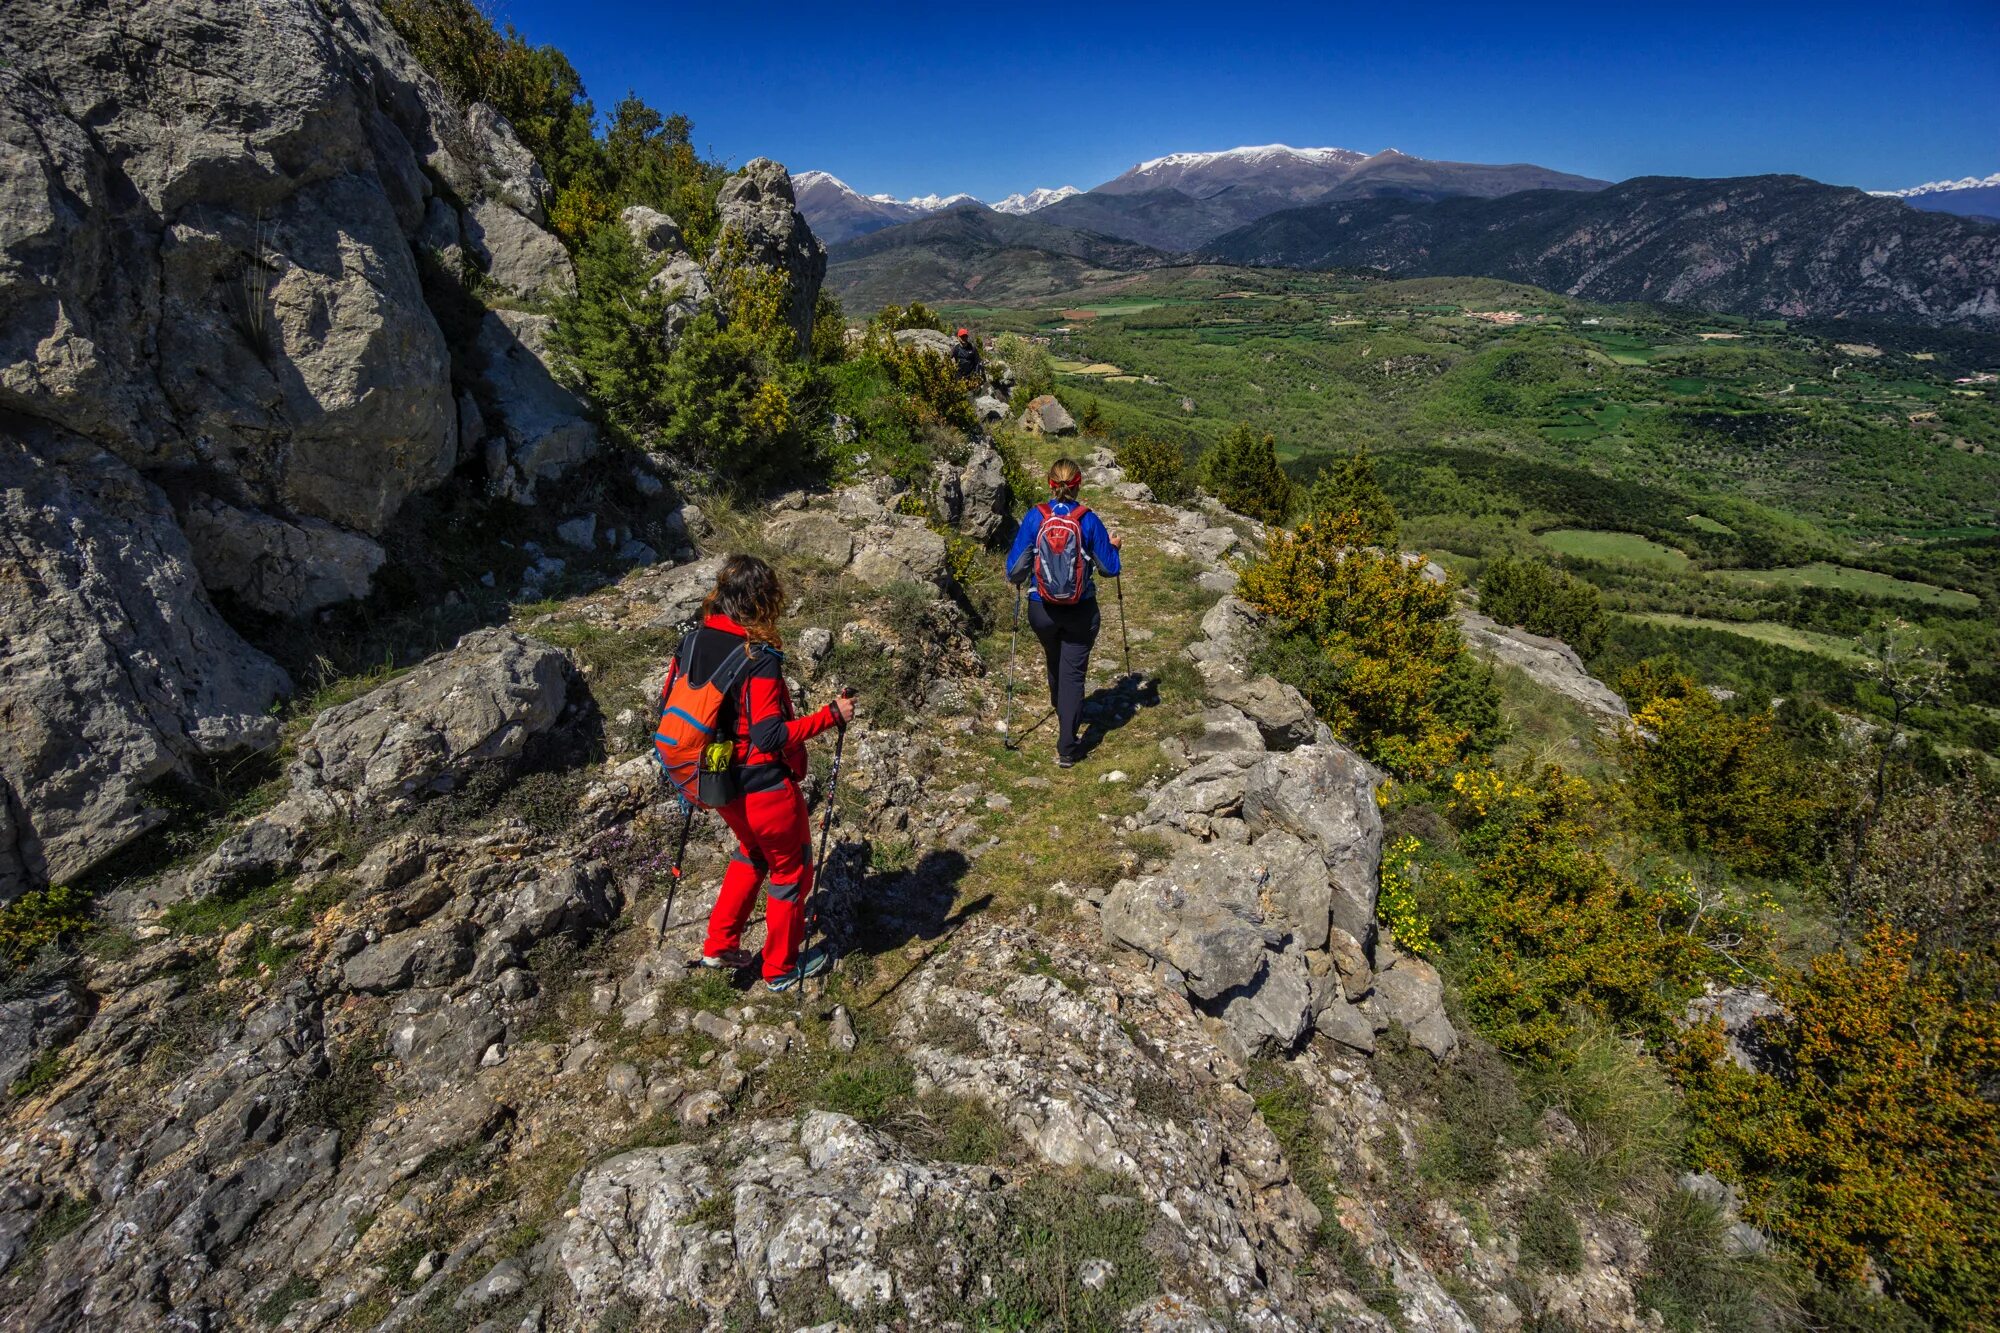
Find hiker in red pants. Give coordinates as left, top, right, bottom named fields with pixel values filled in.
left=686, top=555, right=855, bottom=990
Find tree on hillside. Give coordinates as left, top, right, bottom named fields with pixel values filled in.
left=1479, top=555, right=1606, bottom=656
left=1204, top=423, right=1295, bottom=526
left=872, top=302, right=946, bottom=333
left=1305, top=449, right=1397, bottom=547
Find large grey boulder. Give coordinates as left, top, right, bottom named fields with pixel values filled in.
left=956, top=438, right=1013, bottom=542
left=1101, top=831, right=1331, bottom=1052
left=180, top=497, right=387, bottom=616
left=561, top=1112, right=1005, bottom=1324
left=457, top=103, right=570, bottom=300
left=712, top=159, right=826, bottom=352
left=623, top=205, right=711, bottom=347
left=1458, top=611, right=1629, bottom=726
left=0, top=4, right=459, bottom=535
left=1196, top=659, right=1317, bottom=750
left=1020, top=394, right=1077, bottom=435
left=764, top=510, right=855, bottom=569
left=850, top=522, right=949, bottom=590
left=891, top=327, right=956, bottom=359
left=1241, top=742, right=1383, bottom=947
left=476, top=310, right=599, bottom=491
left=288, top=628, right=571, bottom=821
left=1368, top=945, right=1457, bottom=1059
left=0, top=426, right=290, bottom=897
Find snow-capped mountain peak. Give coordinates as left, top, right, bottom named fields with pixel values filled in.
left=993, top=185, right=1082, bottom=215
left=1872, top=172, right=2000, bottom=199
left=1131, top=144, right=1366, bottom=174
left=902, top=192, right=981, bottom=210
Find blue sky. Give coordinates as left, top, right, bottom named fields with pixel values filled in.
left=491, top=0, right=1997, bottom=200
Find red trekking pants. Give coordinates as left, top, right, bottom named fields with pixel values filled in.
left=703, top=782, right=814, bottom=981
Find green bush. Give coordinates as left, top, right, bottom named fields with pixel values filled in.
left=0, top=886, right=90, bottom=969
left=871, top=302, right=945, bottom=333
left=995, top=333, right=1054, bottom=402
left=1203, top=422, right=1295, bottom=525
left=1305, top=449, right=1398, bottom=546
left=1479, top=555, right=1607, bottom=656
left=1116, top=434, right=1196, bottom=505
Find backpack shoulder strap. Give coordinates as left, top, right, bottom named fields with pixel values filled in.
left=1068, top=503, right=1091, bottom=523
left=1035, top=501, right=1053, bottom=523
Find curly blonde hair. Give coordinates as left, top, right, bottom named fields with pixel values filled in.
left=701, top=553, right=785, bottom=654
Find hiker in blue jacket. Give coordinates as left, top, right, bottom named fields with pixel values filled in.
left=1006, top=457, right=1122, bottom=768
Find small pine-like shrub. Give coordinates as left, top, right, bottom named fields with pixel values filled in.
left=1116, top=435, right=1196, bottom=506
left=1479, top=555, right=1606, bottom=656
left=1305, top=449, right=1398, bottom=547
left=1202, top=422, right=1295, bottom=525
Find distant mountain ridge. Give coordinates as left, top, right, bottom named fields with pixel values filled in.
left=1873, top=173, right=2000, bottom=222
left=825, top=203, right=1172, bottom=307
left=793, top=172, right=1079, bottom=243
left=1202, top=174, right=2000, bottom=328
left=798, top=143, right=1605, bottom=249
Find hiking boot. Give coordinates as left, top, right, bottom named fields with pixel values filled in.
left=699, top=947, right=756, bottom=971
left=766, top=945, right=834, bottom=993
left=1056, top=754, right=1076, bottom=769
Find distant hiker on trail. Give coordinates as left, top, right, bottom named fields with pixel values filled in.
left=952, top=326, right=982, bottom=381
left=1006, top=458, right=1122, bottom=768
left=655, top=555, right=855, bottom=991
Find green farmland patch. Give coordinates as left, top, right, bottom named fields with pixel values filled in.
left=1539, top=530, right=1692, bottom=570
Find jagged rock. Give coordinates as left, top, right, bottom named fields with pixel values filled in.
left=1314, top=994, right=1377, bottom=1054
left=957, top=438, right=1013, bottom=542
left=288, top=628, right=571, bottom=821
left=1185, top=706, right=1268, bottom=766
left=0, top=3, right=460, bottom=534
left=459, top=103, right=570, bottom=299
left=1101, top=827, right=1330, bottom=1047
left=1241, top=742, right=1383, bottom=948
left=620, top=204, right=683, bottom=255
left=850, top=523, right=948, bottom=590
left=1368, top=946, right=1458, bottom=1059
left=649, top=254, right=712, bottom=348
left=1195, top=660, right=1316, bottom=750
left=0, top=425, right=290, bottom=897
left=1020, top=394, right=1077, bottom=435
left=891, top=327, right=956, bottom=359
left=638, top=556, right=726, bottom=630
left=0, top=981, right=89, bottom=1088
left=712, top=159, right=826, bottom=351
left=180, top=496, right=388, bottom=616
left=1187, top=596, right=1261, bottom=664
left=972, top=393, right=1008, bottom=422
left=457, top=1256, right=527, bottom=1310
left=1457, top=612, right=1629, bottom=725
left=1681, top=986, right=1784, bottom=1074
left=556, top=514, right=597, bottom=550
left=476, top=311, right=599, bottom=489
left=765, top=510, right=855, bottom=568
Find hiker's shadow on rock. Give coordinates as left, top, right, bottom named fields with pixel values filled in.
left=1074, top=671, right=1159, bottom=760
left=825, top=845, right=986, bottom=959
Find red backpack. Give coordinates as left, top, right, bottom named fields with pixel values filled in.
left=1032, top=502, right=1091, bottom=605
left=652, top=629, right=760, bottom=808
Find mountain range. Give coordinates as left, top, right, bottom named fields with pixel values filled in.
left=825, top=170, right=2000, bottom=329
left=1874, top=173, right=2000, bottom=222
left=801, top=144, right=1606, bottom=249
left=1200, top=175, right=2000, bottom=327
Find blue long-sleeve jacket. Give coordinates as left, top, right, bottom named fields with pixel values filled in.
left=1006, top=499, right=1121, bottom=602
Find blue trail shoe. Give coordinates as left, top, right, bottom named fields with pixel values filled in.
left=766, top=945, right=834, bottom=993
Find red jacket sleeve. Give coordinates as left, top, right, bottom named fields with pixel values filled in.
left=741, top=664, right=841, bottom=777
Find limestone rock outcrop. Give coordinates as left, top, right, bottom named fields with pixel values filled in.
left=713, top=159, right=827, bottom=351
left=1458, top=610, right=1629, bottom=725
left=0, top=424, right=290, bottom=898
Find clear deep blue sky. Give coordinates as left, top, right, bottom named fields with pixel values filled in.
left=491, top=0, right=1996, bottom=200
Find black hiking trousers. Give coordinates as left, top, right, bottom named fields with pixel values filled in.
left=1028, top=596, right=1100, bottom=763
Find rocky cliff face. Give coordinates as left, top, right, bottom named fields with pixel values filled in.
left=0, top=0, right=828, bottom=898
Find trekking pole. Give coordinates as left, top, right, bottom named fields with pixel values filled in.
left=1003, top=583, right=1021, bottom=750
left=657, top=800, right=695, bottom=947
left=1115, top=572, right=1132, bottom=679
left=800, top=690, right=854, bottom=1010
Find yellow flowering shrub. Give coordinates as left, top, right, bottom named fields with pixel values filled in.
left=1377, top=835, right=1436, bottom=956
left=1239, top=513, right=1474, bottom=776
left=1666, top=926, right=2000, bottom=1327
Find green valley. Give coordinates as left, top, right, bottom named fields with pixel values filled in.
left=939, top=268, right=2000, bottom=757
